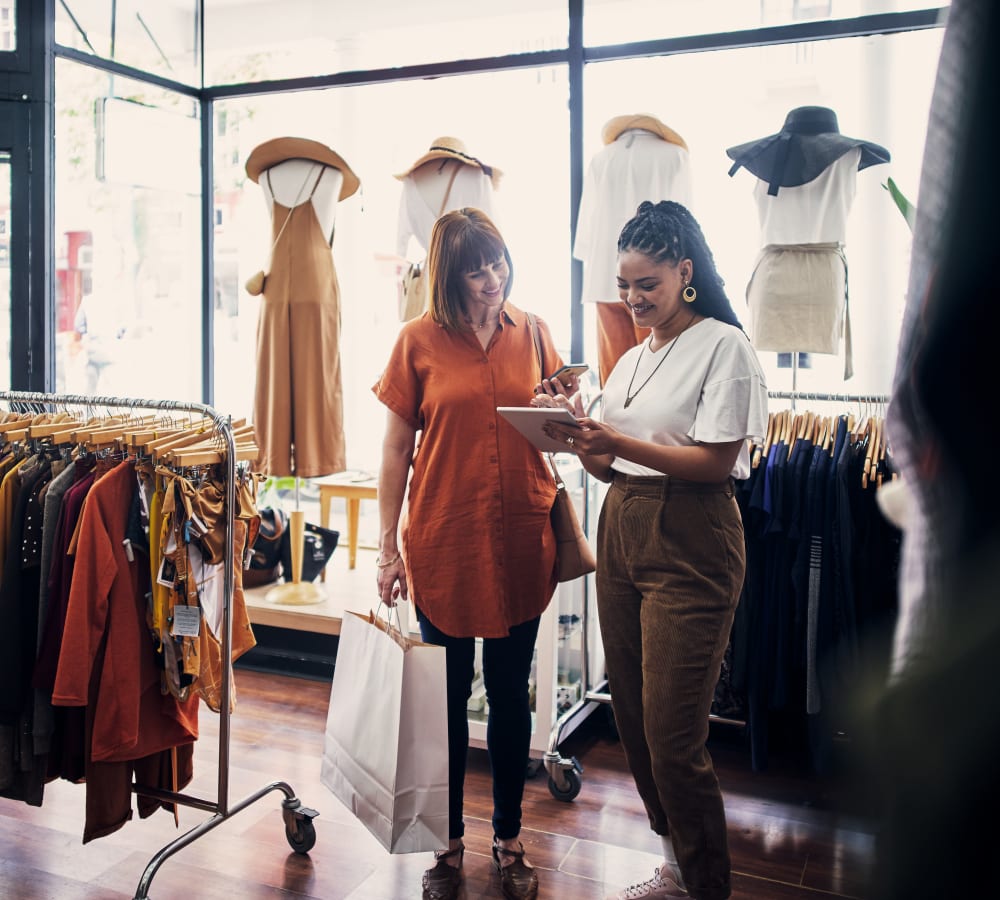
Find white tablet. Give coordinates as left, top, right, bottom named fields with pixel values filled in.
left=497, top=407, right=582, bottom=453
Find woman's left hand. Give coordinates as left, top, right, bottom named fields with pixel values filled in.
left=542, top=415, right=620, bottom=456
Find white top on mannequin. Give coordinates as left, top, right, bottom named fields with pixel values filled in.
left=573, top=129, right=694, bottom=304
left=396, top=159, right=496, bottom=258
left=259, top=158, right=344, bottom=242
left=752, top=148, right=861, bottom=246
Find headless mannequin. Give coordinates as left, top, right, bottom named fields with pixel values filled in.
left=255, top=157, right=344, bottom=605
left=258, top=158, right=343, bottom=243
left=411, top=159, right=460, bottom=220
left=397, top=158, right=496, bottom=258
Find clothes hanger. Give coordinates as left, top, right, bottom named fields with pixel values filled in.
left=162, top=423, right=256, bottom=461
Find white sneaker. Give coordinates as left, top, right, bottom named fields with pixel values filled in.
left=605, top=867, right=689, bottom=900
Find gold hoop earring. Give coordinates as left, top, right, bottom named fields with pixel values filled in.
left=682, top=284, right=697, bottom=303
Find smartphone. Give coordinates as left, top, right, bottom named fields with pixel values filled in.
left=547, top=363, right=589, bottom=382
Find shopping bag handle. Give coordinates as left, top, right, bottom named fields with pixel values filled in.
left=370, top=602, right=411, bottom=650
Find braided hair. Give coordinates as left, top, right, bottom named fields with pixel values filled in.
left=617, top=200, right=742, bottom=329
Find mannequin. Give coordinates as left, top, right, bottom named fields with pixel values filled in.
left=573, top=113, right=693, bottom=385
left=259, top=158, right=342, bottom=246
left=727, top=106, right=890, bottom=381
left=245, top=136, right=360, bottom=605
left=394, top=136, right=499, bottom=320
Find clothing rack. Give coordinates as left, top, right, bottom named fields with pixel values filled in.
left=543, top=387, right=893, bottom=798
left=768, top=389, right=891, bottom=409
left=0, top=391, right=318, bottom=900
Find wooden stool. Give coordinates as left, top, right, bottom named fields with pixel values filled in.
left=317, top=474, right=378, bottom=577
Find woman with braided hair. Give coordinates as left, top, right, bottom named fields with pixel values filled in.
left=535, top=201, right=767, bottom=900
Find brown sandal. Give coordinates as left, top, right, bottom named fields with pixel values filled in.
left=422, top=843, right=464, bottom=900
left=492, top=837, right=539, bottom=900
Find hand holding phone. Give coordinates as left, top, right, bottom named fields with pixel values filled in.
left=548, top=363, right=589, bottom=382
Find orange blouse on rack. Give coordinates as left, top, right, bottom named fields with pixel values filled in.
left=373, top=303, right=563, bottom=639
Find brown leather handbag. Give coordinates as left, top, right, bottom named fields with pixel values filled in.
left=526, top=312, right=597, bottom=583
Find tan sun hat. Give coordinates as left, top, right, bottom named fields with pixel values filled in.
left=394, top=136, right=502, bottom=188
left=245, top=136, right=360, bottom=201
left=601, top=114, right=688, bottom=150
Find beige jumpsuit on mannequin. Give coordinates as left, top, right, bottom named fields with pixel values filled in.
left=252, top=158, right=349, bottom=479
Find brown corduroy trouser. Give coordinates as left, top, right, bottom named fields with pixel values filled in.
left=596, top=473, right=745, bottom=900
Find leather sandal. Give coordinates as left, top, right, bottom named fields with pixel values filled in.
left=492, top=837, right=539, bottom=900
left=422, top=843, right=464, bottom=900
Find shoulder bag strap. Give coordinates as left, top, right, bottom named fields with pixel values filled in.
left=526, top=312, right=544, bottom=383
left=526, top=313, right=562, bottom=482
left=438, top=161, right=462, bottom=216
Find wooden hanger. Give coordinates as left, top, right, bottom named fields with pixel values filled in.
left=752, top=411, right=776, bottom=469
left=167, top=441, right=260, bottom=468
left=0, top=413, right=36, bottom=434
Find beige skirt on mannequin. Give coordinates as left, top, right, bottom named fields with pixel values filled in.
left=746, top=242, right=853, bottom=378
left=253, top=193, right=347, bottom=478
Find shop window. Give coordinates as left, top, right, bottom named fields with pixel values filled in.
left=582, top=26, right=943, bottom=395
left=584, top=0, right=945, bottom=46
left=0, top=2, right=13, bottom=53
left=55, top=0, right=200, bottom=86
left=54, top=60, right=202, bottom=400
left=212, top=65, right=570, bottom=470
left=204, top=0, right=568, bottom=87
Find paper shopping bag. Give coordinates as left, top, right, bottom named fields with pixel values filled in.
left=320, top=610, right=449, bottom=853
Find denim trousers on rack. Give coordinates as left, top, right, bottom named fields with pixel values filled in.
left=416, top=607, right=541, bottom=842
left=596, top=472, right=745, bottom=900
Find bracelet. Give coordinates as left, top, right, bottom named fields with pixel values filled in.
left=376, top=553, right=401, bottom=568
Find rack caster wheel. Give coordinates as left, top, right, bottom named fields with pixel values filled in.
left=282, top=797, right=319, bottom=854
left=548, top=761, right=583, bottom=801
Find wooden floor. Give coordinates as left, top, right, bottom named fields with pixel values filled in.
left=0, top=671, right=877, bottom=900
left=0, top=494, right=879, bottom=899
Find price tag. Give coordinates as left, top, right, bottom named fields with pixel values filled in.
left=170, top=604, right=201, bottom=637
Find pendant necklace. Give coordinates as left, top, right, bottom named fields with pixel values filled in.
left=623, top=314, right=697, bottom=409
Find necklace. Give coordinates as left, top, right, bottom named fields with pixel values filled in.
left=623, top=314, right=697, bottom=409
left=463, top=306, right=503, bottom=331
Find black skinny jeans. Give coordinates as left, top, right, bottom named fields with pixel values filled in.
left=416, top=608, right=541, bottom=842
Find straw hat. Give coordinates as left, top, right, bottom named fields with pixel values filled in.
left=601, top=114, right=688, bottom=150
left=394, top=136, right=502, bottom=188
left=245, top=136, right=360, bottom=201
left=726, top=106, right=890, bottom=196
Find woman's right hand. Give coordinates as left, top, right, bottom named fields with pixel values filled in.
left=376, top=552, right=407, bottom=607
left=531, top=377, right=585, bottom=417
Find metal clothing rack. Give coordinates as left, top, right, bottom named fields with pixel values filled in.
left=768, top=389, right=891, bottom=409
left=0, top=391, right=318, bottom=900
left=542, top=387, right=894, bottom=799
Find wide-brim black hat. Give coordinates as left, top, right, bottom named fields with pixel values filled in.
left=726, top=106, right=890, bottom=196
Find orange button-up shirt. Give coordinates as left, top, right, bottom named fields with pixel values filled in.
left=373, top=303, right=563, bottom=638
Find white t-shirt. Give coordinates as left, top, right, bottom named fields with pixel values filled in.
left=574, top=130, right=694, bottom=304
left=602, top=317, right=768, bottom=480
left=752, top=149, right=860, bottom=245
left=396, top=164, right=496, bottom=258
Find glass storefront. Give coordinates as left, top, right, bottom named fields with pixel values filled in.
left=583, top=26, right=943, bottom=395
left=55, top=0, right=200, bottom=86
left=584, top=0, right=945, bottom=46
left=204, top=0, right=569, bottom=87
left=212, top=66, right=571, bottom=468
left=0, top=1, right=14, bottom=52
left=53, top=60, right=202, bottom=399
left=37, top=2, right=948, bottom=428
